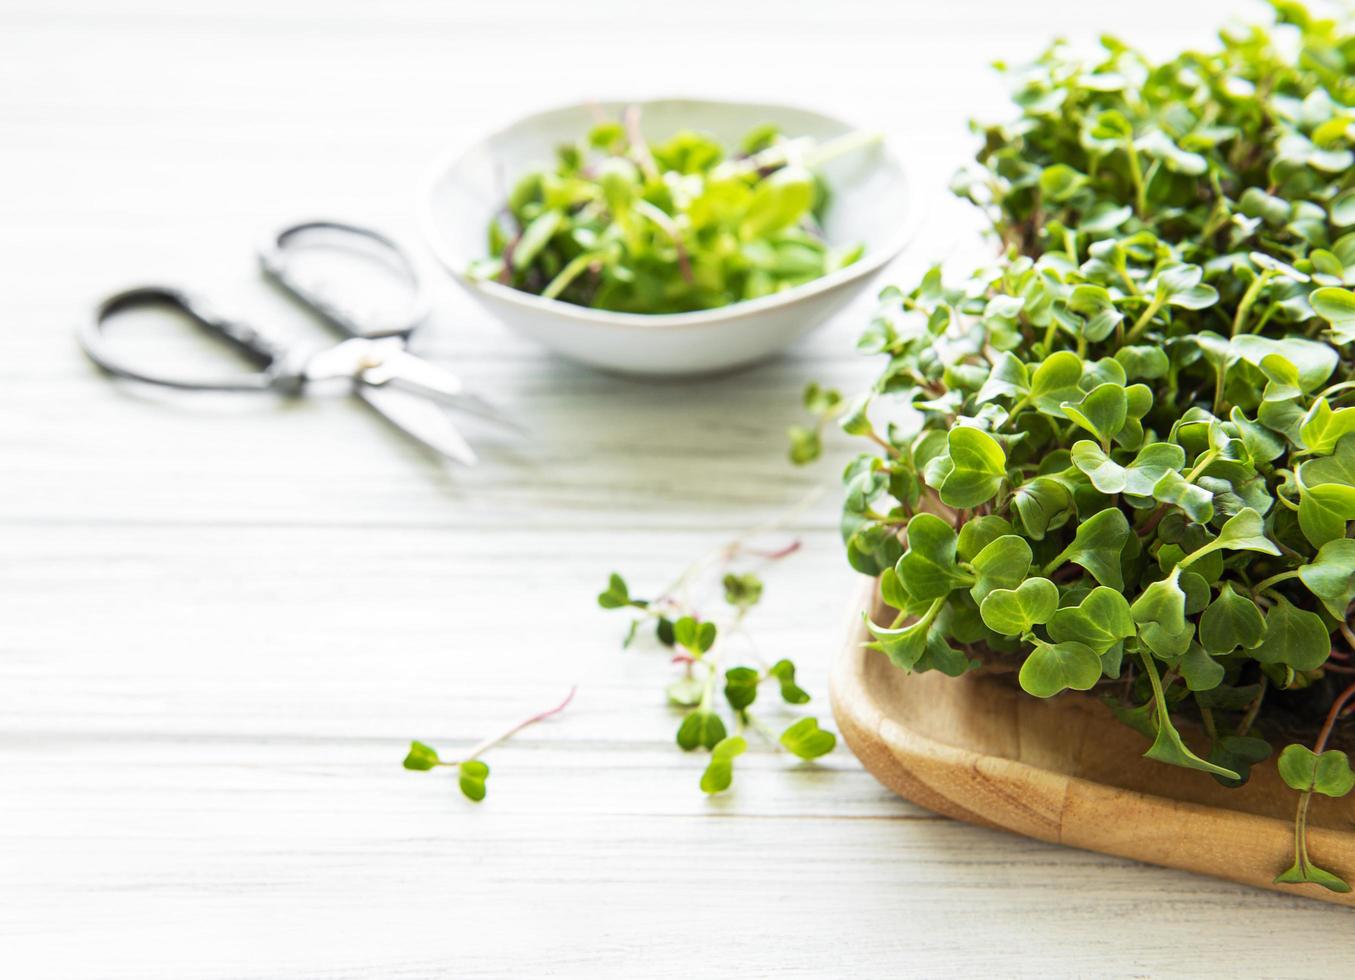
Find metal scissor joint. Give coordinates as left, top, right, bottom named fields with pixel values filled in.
left=81, top=221, right=514, bottom=465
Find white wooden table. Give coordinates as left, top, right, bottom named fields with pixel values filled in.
left=3, top=1, right=1350, bottom=975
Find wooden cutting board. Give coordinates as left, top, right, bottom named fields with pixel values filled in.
left=830, top=583, right=1355, bottom=906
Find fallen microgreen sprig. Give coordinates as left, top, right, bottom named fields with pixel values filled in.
left=403, top=686, right=577, bottom=802
left=599, top=523, right=836, bottom=795
left=787, top=382, right=845, bottom=464
left=804, top=1, right=1355, bottom=892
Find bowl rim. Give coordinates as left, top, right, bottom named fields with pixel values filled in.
left=416, top=95, right=920, bottom=331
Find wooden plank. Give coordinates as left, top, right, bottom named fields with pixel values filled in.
left=4, top=0, right=1352, bottom=976
left=834, top=586, right=1355, bottom=907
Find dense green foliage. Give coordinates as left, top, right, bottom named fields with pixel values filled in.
left=599, top=537, right=835, bottom=795
left=818, top=2, right=1355, bottom=891
left=472, top=112, right=867, bottom=314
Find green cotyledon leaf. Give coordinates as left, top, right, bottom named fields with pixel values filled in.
left=1208, top=736, right=1272, bottom=788
left=1178, top=508, right=1280, bottom=568
left=957, top=515, right=1015, bottom=561
left=1310, top=286, right=1355, bottom=344
left=673, top=616, right=717, bottom=655
left=928, top=427, right=1007, bottom=508
left=1278, top=744, right=1355, bottom=798
left=1176, top=644, right=1225, bottom=692
left=1071, top=440, right=1184, bottom=496
left=1027, top=350, right=1084, bottom=416
left=1198, top=582, right=1265, bottom=655
left=779, top=717, right=836, bottom=760
left=979, top=577, right=1059, bottom=635
left=896, top=513, right=973, bottom=600
left=967, top=534, right=1032, bottom=603
left=1131, top=568, right=1187, bottom=636
left=1018, top=640, right=1102, bottom=698
left=1299, top=398, right=1355, bottom=455
left=1047, top=587, right=1135, bottom=654
left=1152, top=469, right=1214, bottom=523
left=768, top=659, right=811, bottom=705
left=723, top=666, right=759, bottom=712
left=700, top=736, right=747, bottom=794
left=1046, top=507, right=1130, bottom=589
left=1296, top=538, right=1355, bottom=619
left=402, top=741, right=441, bottom=771
left=864, top=597, right=943, bottom=671
left=1298, top=482, right=1355, bottom=549
left=1136, top=652, right=1239, bottom=780
left=1251, top=596, right=1331, bottom=671
left=1061, top=382, right=1128, bottom=445
left=676, top=710, right=727, bottom=751
left=457, top=759, right=490, bottom=802
left=1012, top=476, right=1074, bottom=541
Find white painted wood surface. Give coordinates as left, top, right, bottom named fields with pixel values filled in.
left=2, top=1, right=1350, bottom=976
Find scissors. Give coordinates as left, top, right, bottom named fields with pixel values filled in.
left=79, top=219, right=510, bottom=466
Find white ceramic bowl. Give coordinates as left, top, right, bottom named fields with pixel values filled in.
left=418, top=98, right=916, bottom=376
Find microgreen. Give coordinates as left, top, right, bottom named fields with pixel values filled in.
left=472, top=109, right=871, bottom=314
left=598, top=524, right=835, bottom=794
left=402, top=687, right=576, bottom=802
left=801, top=1, right=1355, bottom=892
left=788, top=383, right=845, bottom=464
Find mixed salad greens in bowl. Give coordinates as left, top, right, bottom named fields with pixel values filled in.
left=467, top=117, right=871, bottom=314
left=420, top=99, right=913, bottom=375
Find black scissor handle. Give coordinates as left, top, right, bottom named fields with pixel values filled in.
left=258, top=220, right=430, bottom=341
left=79, top=285, right=300, bottom=393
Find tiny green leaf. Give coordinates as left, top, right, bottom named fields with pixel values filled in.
left=402, top=740, right=441, bottom=771
left=673, top=616, right=718, bottom=655
left=723, top=666, right=760, bottom=712
left=779, top=717, right=836, bottom=760
left=1061, top=383, right=1128, bottom=445
left=666, top=676, right=704, bottom=707
left=1018, top=640, right=1102, bottom=698
left=1131, top=568, right=1186, bottom=636
left=1028, top=351, right=1085, bottom=415
left=1311, top=286, right=1355, bottom=344
left=1180, top=508, right=1280, bottom=567
left=1252, top=596, right=1331, bottom=671
left=458, top=759, right=490, bottom=802
left=1300, top=398, right=1355, bottom=455
left=597, top=573, right=632, bottom=609
left=979, top=577, right=1059, bottom=635
left=897, top=514, right=973, bottom=600
left=1048, top=507, right=1130, bottom=589
left=722, top=572, right=764, bottom=610
left=1152, top=470, right=1214, bottom=524
left=1198, top=583, right=1266, bottom=655
left=1177, top=644, right=1225, bottom=692
left=676, top=710, right=727, bottom=751
left=935, top=427, right=1007, bottom=507
left=1296, top=538, right=1355, bottom=619
left=967, top=534, right=1033, bottom=603
left=700, top=736, right=747, bottom=794
left=1047, top=587, right=1135, bottom=654
left=768, top=659, right=811, bottom=704
left=1278, top=744, right=1355, bottom=798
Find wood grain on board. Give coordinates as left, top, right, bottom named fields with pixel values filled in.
left=833, top=584, right=1355, bottom=908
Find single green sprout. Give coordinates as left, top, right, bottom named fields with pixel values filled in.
left=403, top=686, right=576, bottom=802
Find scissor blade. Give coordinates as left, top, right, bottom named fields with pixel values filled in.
left=363, top=350, right=528, bottom=434
left=356, top=384, right=477, bottom=466
left=365, top=348, right=465, bottom=398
